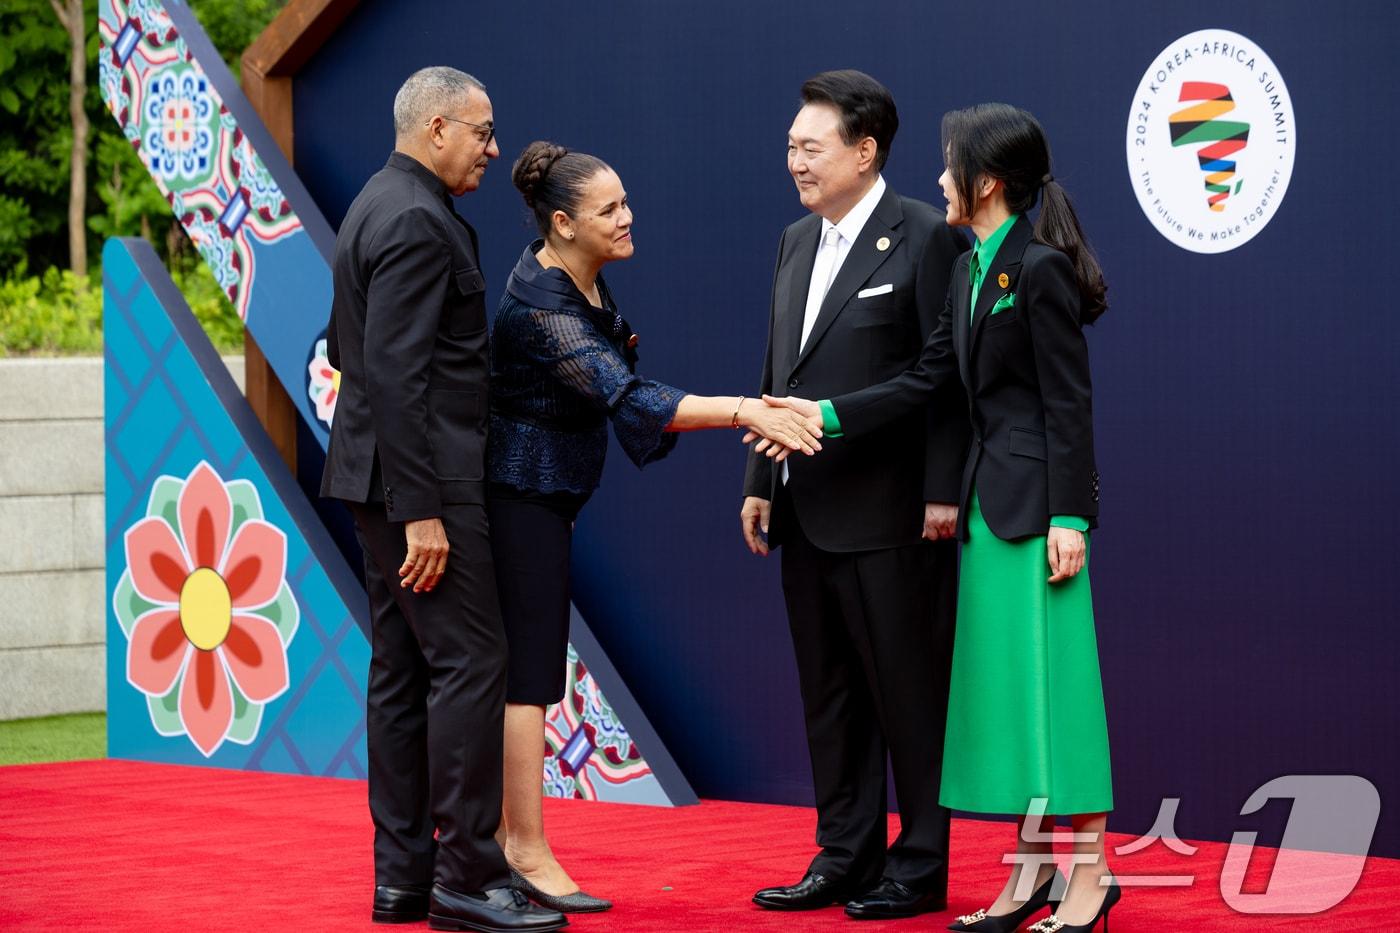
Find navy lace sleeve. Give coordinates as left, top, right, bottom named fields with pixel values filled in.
left=520, top=305, right=685, bottom=468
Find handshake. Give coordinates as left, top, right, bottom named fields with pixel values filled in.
left=738, top=394, right=823, bottom=462
left=736, top=393, right=958, bottom=555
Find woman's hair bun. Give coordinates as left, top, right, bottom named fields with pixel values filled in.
left=511, top=141, right=608, bottom=238
left=511, top=141, right=569, bottom=208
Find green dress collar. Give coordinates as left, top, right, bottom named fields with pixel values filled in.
left=969, top=212, right=1021, bottom=315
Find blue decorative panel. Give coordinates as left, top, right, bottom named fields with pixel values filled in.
left=98, top=0, right=337, bottom=444
left=104, top=237, right=367, bottom=776
left=98, top=0, right=695, bottom=807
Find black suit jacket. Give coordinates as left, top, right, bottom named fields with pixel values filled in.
left=742, top=184, right=970, bottom=552
left=832, top=215, right=1099, bottom=541
left=320, top=152, right=491, bottom=522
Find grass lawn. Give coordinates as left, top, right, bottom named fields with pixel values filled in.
left=0, top=713, right=106, bottom=765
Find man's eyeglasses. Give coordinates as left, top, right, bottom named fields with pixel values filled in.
left=430, top=115, right=496, bottom=147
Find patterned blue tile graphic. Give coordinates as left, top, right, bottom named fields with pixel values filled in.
left=104, top=238, right=367, bottom=777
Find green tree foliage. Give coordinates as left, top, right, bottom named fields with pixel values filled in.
left=187, top=0, right=288, bottom=82
left=0, top=0, right=73, bottom=275
left=87, top=132, right=173, bottom=248
left=0, top=0, right=287, bottom=352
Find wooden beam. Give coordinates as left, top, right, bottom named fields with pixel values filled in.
left=238, top=0, right=359, bottom=470
left=244, top=0, right=360, bottom=79
left=240, top=68, right=294, bottom=160
left=243, top=330, right=299, bottom=469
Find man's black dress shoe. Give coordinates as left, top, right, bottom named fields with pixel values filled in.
left=753, top=871, right=855, bottom=911
left=845, top=877, right=947, bottom=919
left=428, top=883, right=567, bottom=932
left=373, top=883, right=431, bottom=923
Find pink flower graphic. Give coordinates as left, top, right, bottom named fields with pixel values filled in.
left=117, top=461, right=297, bottom=757
left=307, top=337, right=339, bottom=426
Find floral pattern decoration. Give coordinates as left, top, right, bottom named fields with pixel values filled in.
left=543, top=645, right=652, bottom=799
left=113, top=461, right=299, bottom=757
left=307, top=337, right=339, bottom=427
left=98, top=0, right=305, bottom=321
left=141, top=65, right=216, bottom=184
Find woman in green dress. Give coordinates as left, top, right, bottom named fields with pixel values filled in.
left=756, top=103, right=1117, bottom=932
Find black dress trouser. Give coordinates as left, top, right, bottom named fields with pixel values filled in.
left=775, top=486, right=958, bottom=894
left=350, top=501, right=510, bottom=893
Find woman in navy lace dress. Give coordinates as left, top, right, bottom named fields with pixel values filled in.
left=487, top=141, right=822, bottom=913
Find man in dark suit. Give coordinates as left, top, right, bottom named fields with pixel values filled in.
left=321, top=66, right=563, bottom=933
left=742, top=70, right=969, bottom=920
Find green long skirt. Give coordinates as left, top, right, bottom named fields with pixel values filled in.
left=939, top=492, right=1114, bottom=816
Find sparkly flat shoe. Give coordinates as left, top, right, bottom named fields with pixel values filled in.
left=510, top=868, right=613, bottom=913
left=1027, top=876, right=1121, bottom=932
left=947, top=869, right=1063, bottom=932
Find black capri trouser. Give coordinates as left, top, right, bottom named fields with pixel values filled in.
left=485, top=482, right=590, bottom=705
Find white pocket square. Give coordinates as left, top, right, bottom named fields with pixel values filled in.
left=857, top=283, right=893, bottom=298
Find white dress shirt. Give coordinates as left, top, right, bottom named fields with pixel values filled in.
left=798, top=174, right=887, bottom=352
left=786, top=175, right=887, bottom=484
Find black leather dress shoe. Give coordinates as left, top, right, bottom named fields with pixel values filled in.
left=373, top=883, right=431, bottom=923
left=753, top=871, right=854, bottom=911
left=428, top=883, right=568, bottom=932
left=845, top=877, right=947, bottom=919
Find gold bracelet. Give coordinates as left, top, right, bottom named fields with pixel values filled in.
left=731, top=396, right=746, bottom=429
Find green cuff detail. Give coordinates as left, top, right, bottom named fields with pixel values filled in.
left=818, top=399, right=844, bottom=438
left=1050, top=515, right=1090, bottom=532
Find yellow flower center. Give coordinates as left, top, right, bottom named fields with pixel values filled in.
left=179, top=567, right=232, bottom=651
left=331, top=368, right=341, bottom=393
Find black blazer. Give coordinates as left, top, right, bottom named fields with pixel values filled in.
left=320, top=152, right=491, bottom=522
left=832, top=215, right=1099, bottom=541
left=742, top=184, right=970, bottom=552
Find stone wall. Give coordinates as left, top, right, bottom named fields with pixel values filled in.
left=0, top=356, right=243, bottom=720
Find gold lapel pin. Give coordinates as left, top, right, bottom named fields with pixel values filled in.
left=876, top=236, right=890, bottom=252
left=997, top=272, right=1009, bottom=288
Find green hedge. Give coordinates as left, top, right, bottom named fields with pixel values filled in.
left=0, top=261, right=244, bottom=356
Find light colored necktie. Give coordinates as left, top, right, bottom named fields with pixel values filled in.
left=786, top=226, right=841, bottom=485
left=799, top=226, right=842, bottom=351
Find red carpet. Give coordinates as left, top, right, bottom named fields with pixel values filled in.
left=0, top=760, right=1393, bottom=930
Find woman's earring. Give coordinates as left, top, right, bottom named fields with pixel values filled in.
left=568, top=233, right=575, bottom=240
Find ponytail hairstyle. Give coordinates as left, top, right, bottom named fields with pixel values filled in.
left=942, top=103, right=1107, bottom=323
left=511, top=140, right=609, bottom=241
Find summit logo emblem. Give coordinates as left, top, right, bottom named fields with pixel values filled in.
left=1126, top=29, right=1295, bottom=254
left=1169, top=82, right=1249, bottom=212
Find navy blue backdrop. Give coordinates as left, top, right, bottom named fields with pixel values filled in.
left=294, top=0, right=1400, bottom=855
